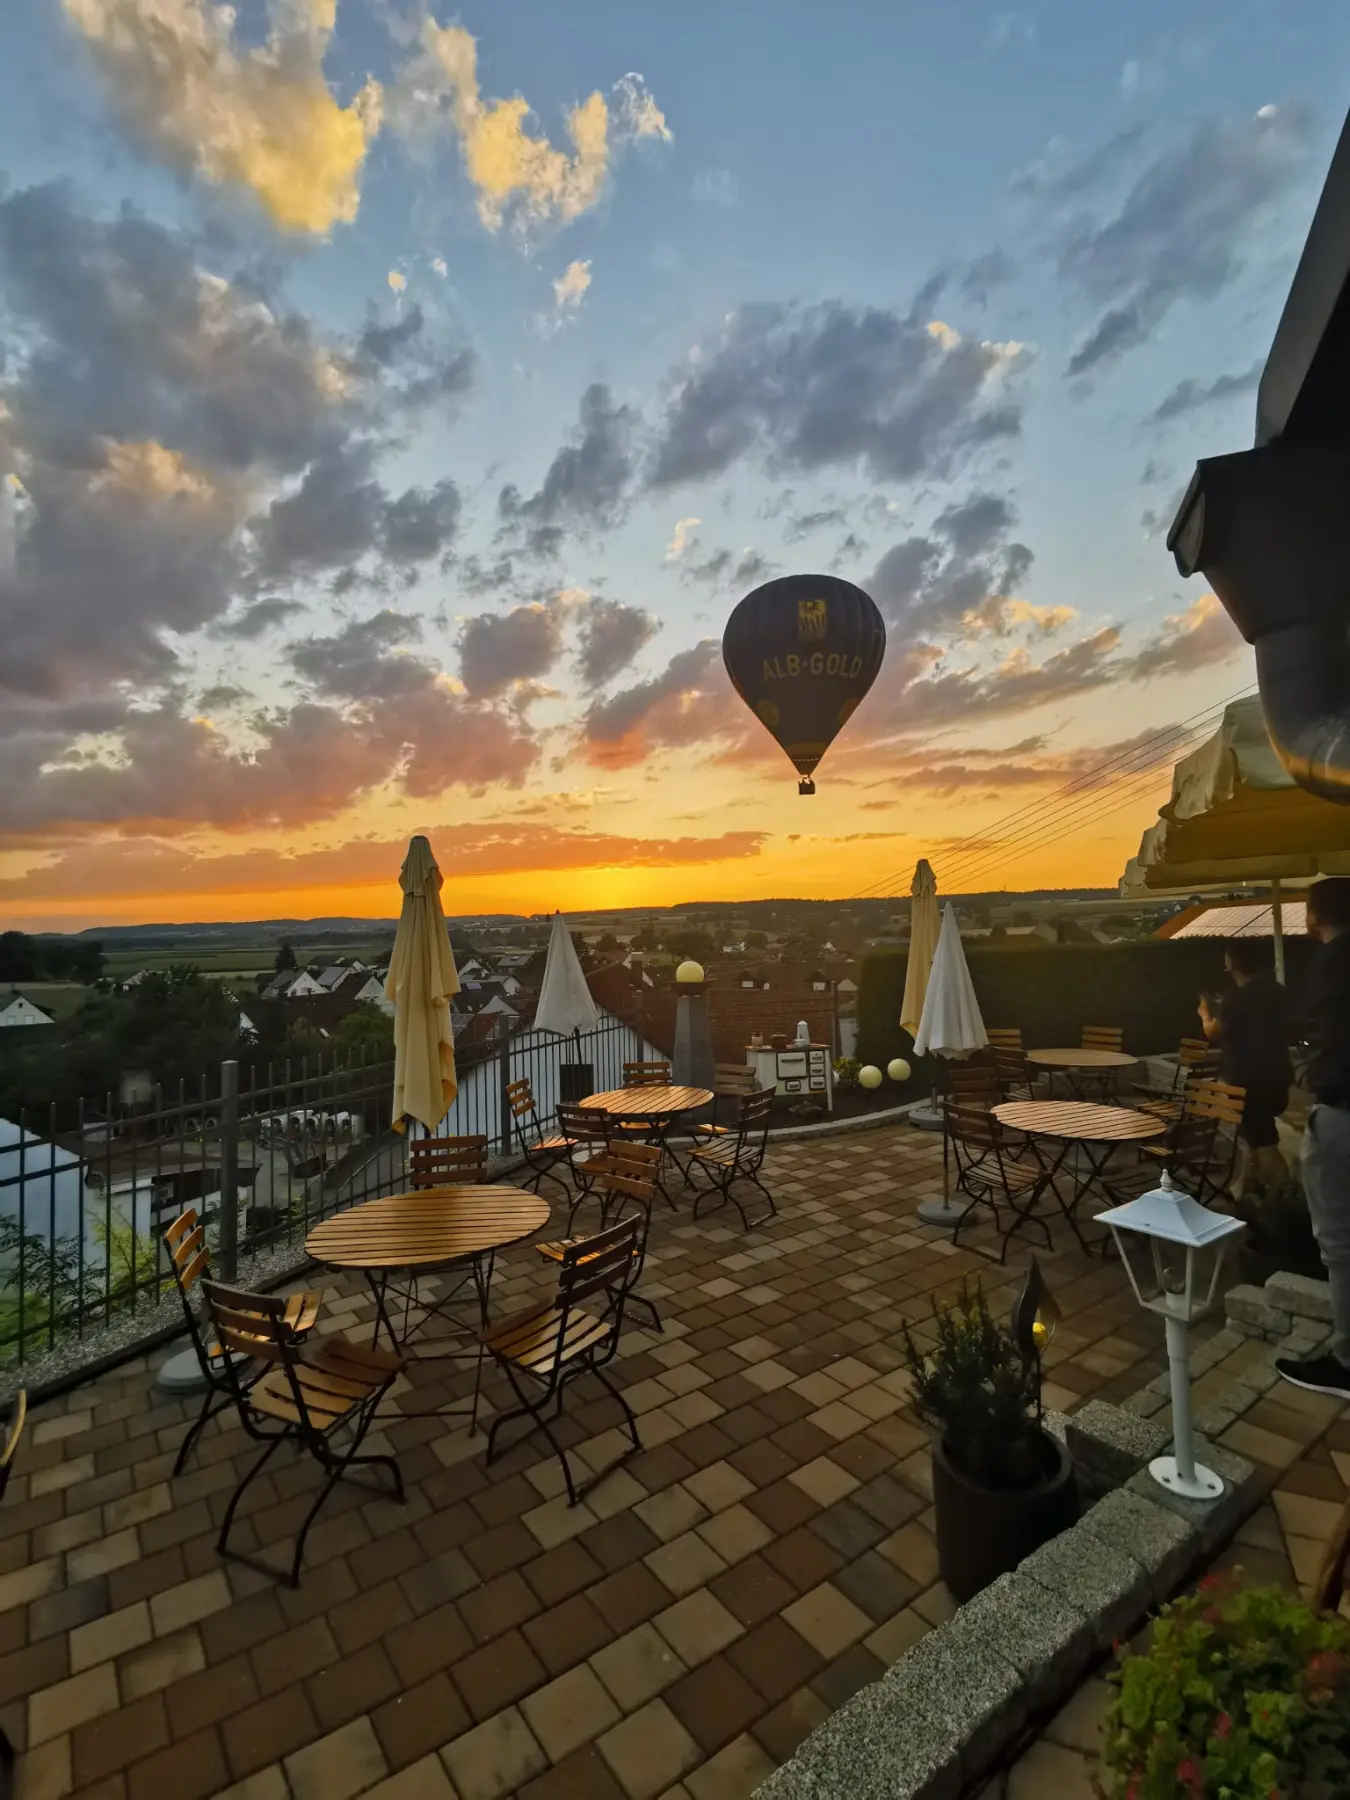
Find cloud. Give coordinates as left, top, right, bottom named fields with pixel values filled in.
left=1123, top=592, right=1243, bottom=680
left=457, top=600, right=567, bottom=697
left=1145, top=361, right=1262, bottom=424
left=785, top=506, right=849, bottom=541
left=388, top=270, right=407, bottom=293
left=1059, top=104, right=1316, bottom=375
left=498, top=383, right=639, bottom=536
left=574, top=597, right=659, bottom=689
left=582, top=640, right=741, bottom=767
left=211, top=597, right=306, bottom=639
left=254, top=448, right=463, bottom=579
left=61, top=0, right=382, bottom=235
left=0, top=822, right=764, bottom=911
left=959, top=249, right=1019, bottom=304
left=649, top=296, right=1027, bottom=489
left=870, top=493, right=1038, bottom=639
left=613, top=73, right=672, bottom=143
left=665, top=517, right=701, bottom=561
left=387, top=23, right=669, bottom=233
left=553, top=259, right=592, bottom=308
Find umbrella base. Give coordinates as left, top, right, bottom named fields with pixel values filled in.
left=917, top=1198, right=969, bottom=1230
left=909, top=1104, right=943, bottom=1132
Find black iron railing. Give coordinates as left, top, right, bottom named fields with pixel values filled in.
left=0, top=1009, right=648, bottom=1369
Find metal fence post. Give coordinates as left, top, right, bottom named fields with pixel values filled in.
left=497, top=1027, right=513, bottom=1156
left=219, top=1059, right=240, bottom=1281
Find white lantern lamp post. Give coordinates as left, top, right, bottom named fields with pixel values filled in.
left=1096, top=1172, right=1246, bottom=1501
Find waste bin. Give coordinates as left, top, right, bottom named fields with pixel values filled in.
left=559, top=1063, right=594, bottom=1103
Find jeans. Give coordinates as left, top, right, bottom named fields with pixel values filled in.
left=1302, top=1104, right=1350, bottom=1364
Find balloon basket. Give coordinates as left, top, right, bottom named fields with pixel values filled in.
left=798, top=778, right=816, bottom=795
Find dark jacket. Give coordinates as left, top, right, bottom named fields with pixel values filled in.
left=1306, top=932, right=1350, bottom=1105
left=1216, top=974, right=1292, bottom=1101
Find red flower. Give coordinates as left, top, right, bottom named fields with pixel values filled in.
left=1213, top=1713, right=1232, bottom=1740
left=1176, top=1757, right=1204, bottom=1797
left=1198, top=1574, right=1221, bottom=1592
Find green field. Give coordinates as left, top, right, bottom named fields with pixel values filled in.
left=102, top=940, right=393, bottom=981
left=0, top=982, right=89, bottom=1020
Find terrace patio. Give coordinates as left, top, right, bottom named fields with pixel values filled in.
left=0, top=1121, right=1287, bottom=1800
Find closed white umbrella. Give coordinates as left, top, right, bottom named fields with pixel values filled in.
left=900, top=859, right=940, bottom=1038
left=533, top=912, right=599, bottom=1037
left=913, top=905, right=988, bottom=1058
left=385, top=836, right=459, bottom=1134
left=914, top=905, right=990, bottom=1229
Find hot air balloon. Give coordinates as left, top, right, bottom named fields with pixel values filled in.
left=722, top=574, right=886, bottom=793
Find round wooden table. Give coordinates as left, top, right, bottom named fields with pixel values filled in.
left=306, top=1185, right=549, bottom=1353
left=1026, top=1049, right=1138, bottom=1072
left=1027, top=1046, right=1137, bottom=1101
left=992, top=1101, right=1164, bottom=1253
left=579, top=1085, right=715, bottom=1118
left=579, top=1086, right=715, bottom=1202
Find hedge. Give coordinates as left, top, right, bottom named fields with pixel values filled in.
left=857, top=938, right=1313, bottom=1095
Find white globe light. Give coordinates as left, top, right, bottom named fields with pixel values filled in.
left=887, top=1057, right=911, bottom=1083
left=859, top=1064, right=883, bottom=1090
left=675, top=959, right=705, bottom=984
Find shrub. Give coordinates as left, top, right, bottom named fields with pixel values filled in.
left=899, top=1281, right=1046, bottom=1489
left=856, top=939, right=1315, bottom=1071
left=833, top=1056, right=861, bottom=1091
left=1099, top=1576, right=1350, bottom=1799
left=1238, top=1169, right=1323, bottom=1278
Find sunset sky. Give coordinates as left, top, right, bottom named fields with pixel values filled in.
left=2, top=0, right=1347, bottom=930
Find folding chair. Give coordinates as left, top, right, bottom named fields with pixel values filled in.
left=991, top=1043, right=1035, bottom=1100
left=537, top=1140, right=662, bottom=1330
left=712, top=1060, right=759, bottom=1128
left=1134, top=1039, right=1221, bottom=1121
left=557, top=1101, right=612, bottom=1193
left=986, top=1028, right=1024, bottom=1051
left=163, top=1207, right=321, bottom=1476
left=688, top=1088, right=776, bottom=1230
left=201, top=1279, right=404, bottom=1587
left=1081, top=1025, right=1124, bottom=1052
left=624, top=1060, right=671, bottom=1087
left=946, top=1103, right=1051, bottom=1263
left=506, top=1078, right=575, bottom=1198
left=1142, top=1079, right=1246, bottom=1202
left=409, top=1135, right=488, bottom=1187
left=0, top=1391, right=23, bottom=1797
left=1117, top=1113, right=1223, bottom=1205
left=481, top=1216, right=643, bottom=1505
left=942, top=1062, right=1001, bottom=1109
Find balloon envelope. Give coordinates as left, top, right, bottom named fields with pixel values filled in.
left=723, top=574, right=885, bottom=783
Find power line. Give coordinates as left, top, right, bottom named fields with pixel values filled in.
left=845, top=684, right=1256, bottom=903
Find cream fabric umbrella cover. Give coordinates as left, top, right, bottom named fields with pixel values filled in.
left=900, top=859, right=940, bottom=1038
left=534, top=912, right=599, bottom=1037
left=385, top=836, right=460, bottom=1133
left=913, top=904, right=988, bottom=1058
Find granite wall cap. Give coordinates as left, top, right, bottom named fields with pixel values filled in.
left=1125, top=1436, right=1261, bottom=1552
left=1065, top=1399, right=1171, bottom=1480
left=1076, top=1486, right=1197, bottom=1602
left=1018, top=1523, right=1152, bottom=1650
left=947, top=1570, right=1094, bottom=1707
left=1264, top=1272, right=1333, bottom=1323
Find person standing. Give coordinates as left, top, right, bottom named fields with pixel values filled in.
left=1197, top=940, right=1292, bottom=1189
left=1276, top=878, right=1350, bottom=1399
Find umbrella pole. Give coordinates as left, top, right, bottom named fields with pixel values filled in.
left=1271, top=877, right=1286, bottom=985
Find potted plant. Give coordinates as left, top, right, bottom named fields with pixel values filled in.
left=1099, top=1576, right=1350, bottom=1798
left=1236, top=1169, right=1325, bottom=1286
left=900, top=1280, right=1076, bottom=1601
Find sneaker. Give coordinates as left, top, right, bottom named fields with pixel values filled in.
left=1275, top=1352, right=1350, bottom=1400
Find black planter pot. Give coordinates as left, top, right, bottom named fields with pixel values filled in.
left=931, top=1430, right=1078, bottom=1603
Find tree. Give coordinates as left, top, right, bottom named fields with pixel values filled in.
left=0, top=932, right=37, bottom=983
left=274, top=940, right=297, bottom=973
left=1012, top=909, right=1036, bottom=928
left=597, top=932, right=619, bottom=954
left=671, top=930, right=716, bottom=964
left=334, top=1003, right=395, bottom=1055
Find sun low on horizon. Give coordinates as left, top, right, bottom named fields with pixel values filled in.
left=1, top=0, right=1346, bottom=932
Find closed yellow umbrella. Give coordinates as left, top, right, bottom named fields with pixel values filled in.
left=385, top=836, right=459, bottom=1133
left=900, top=859, right=940, bottom=1038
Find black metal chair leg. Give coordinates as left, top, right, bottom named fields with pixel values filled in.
left=591, top=1364, right=642, bottom=1453
left=174, top=1384, right=227, bottom=1478
left=218, top=1432, right=287, bottom=1559
left=0, top=1719, right=12, bottom=1800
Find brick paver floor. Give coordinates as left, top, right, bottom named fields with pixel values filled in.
left=2, top=1122, right=1178, bottom=1800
